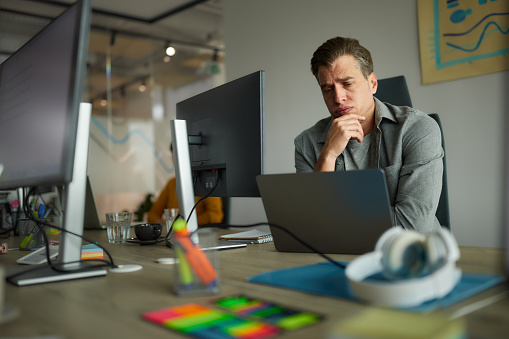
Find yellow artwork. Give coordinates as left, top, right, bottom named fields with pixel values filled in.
left=418, top=0, right=509, bottom=84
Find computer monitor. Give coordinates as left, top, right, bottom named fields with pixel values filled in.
left=0, top=0, right=106, bottom=285
left=172, top=71, right=265, bottom=234
left=176, top=71, right=265, bottom=197
left=505, top=85, right=509, bottom=280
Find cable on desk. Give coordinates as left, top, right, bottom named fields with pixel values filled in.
left=0, top=225, right=14, bottom=238
left=0, top=200, right=16, bottom=239
left=165, top=170, right=220, bottom=249
left=163, top=173, right=345, bottom=271
left=186, top=170, right=220, bottom=224
left=196, top=222, right=346, bottom=270
left=17, top=187, right=117, bottom=274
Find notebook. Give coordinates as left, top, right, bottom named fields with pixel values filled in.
left=219, top=229, right=273, bottom=244
left=256, top=170, right=393, bottom=254
left=143, top=296, right=323, bottom=338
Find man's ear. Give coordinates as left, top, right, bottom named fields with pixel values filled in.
left=369, top=72, right=378, bottom=94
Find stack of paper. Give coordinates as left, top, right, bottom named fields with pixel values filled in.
left=81, top=244, right=103, bottom=260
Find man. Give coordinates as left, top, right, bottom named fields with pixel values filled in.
left=294, top=37, right=443, bottom=234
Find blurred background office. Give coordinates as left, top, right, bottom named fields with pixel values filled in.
left=1, top=0, right=507, bottom=248
left=0, top=0, right=226, bottom=223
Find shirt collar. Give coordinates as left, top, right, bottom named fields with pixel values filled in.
left=374, top=96, right=398, bottom=126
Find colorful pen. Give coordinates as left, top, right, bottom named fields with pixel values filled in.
left=172, top=218, right=217, bottom=286
left=38, top=204, right=45, bottom=219
left=19, top=233, right=34, bottom=249
left=175, top=246, right=193, bottom=288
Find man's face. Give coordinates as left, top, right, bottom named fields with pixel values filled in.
left=317, top=54, right=377, bottom=120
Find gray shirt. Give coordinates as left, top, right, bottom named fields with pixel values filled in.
left=294, top=97, right=443, bottom=234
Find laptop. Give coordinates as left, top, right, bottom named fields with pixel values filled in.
left=84, top=176, right=105, bottom=230
left=256, top=170, right=393, bottom=254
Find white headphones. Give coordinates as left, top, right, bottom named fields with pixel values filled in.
left=345, top=227, right=461, bottom=307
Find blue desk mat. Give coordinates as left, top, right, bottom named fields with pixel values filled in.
left=247, top=261, right=505, bottom=312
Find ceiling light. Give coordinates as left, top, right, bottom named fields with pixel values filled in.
left=166, top=46, right=176, bottom=56
left=139, top=80, right=147, bottom=92
left=165, top=41, right=176, bottom=57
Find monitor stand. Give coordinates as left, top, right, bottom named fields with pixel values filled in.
left=7, top=103, right=107, bottom=286
left=170, top=119, right=248, bottom=251
left=6, top=263, right=106, bottom=286
left=170, top=119, right=199, bottom=241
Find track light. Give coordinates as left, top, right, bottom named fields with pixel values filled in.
left=139, top=80, right=147, bottom=92
left=166, top=46, right=176, bottom=56
left=110, top=31, right=117, bottom=46
left=165, top=41, right=176, bottom=57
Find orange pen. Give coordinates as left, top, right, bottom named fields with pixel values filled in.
left=172, top=218, right=217, bottom=285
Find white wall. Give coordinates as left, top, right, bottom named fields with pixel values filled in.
left=224, top=0, right=509, bottom=247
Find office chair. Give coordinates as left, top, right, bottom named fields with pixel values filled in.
left=374, top=76, right=451, bottom=229
left=374, top=75, right=413, bottom=107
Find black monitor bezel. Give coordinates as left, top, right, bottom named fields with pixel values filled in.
left=176, top=70, right=266, bottom=197
left=0, top=0, right=90, bottom=190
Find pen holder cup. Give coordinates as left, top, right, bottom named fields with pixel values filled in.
left=18, top=218, right=50, bottom=251
left=172, top=228, right=220, bottom=296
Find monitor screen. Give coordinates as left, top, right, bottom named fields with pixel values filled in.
left=176, top=70, right=265, bottom=197
left=0, top=0, right=90, bottom=190
left=0, top=0, right=108, bottom=286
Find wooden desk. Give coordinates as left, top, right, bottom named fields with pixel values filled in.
left=0, top=230, right=507, bottom=338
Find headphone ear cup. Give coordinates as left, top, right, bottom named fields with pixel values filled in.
left=375, top=227, right=405, bottom=252
left=425, top=232, right=450, bottom=273
left=381, top=231, right=428, bottom=280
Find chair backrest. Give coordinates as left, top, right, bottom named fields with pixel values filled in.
left=374, top=76, right=450, bottom=229
left=374, top=75, right=413, bottom=107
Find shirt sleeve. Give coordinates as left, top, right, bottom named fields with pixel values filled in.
left=392, top=115, right=443, bottom=234
left=294, top=135, right=317, bottom=173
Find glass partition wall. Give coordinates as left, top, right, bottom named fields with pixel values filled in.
left=1, top=14, right=225, bottom=223
left=86, top=30, right=225, bottom=223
